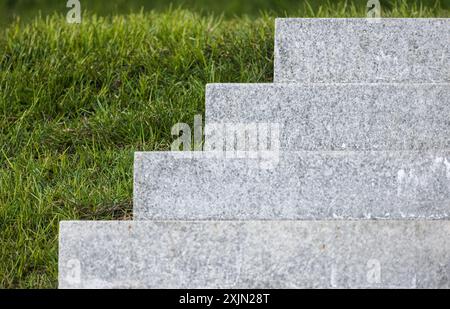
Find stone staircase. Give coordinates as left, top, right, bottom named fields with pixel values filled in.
left=59, top=18, right=450, bottom=289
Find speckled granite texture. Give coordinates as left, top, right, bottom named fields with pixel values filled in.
left=59, top=221, right=450, bottom=289
left=274, top=19, right=450, bottom=83
left=133, top=151, right=450, bottom=220
left=205, top=83, right=450, bottom=151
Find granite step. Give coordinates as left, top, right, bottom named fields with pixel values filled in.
left=274, top=18, right=450, bottom=83
left=59, top=220, right=450, bottom=289
left=133, top=151, right=450, bottom=220
left=205, top=83, right=450, bottom=151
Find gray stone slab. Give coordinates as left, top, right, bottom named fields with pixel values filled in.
left=205, top=83, right=450, bottom=151
left=274, top=18, right=450, bottom=83
left=133, top=151, right=450, bottom=220
left=59, top=220, right=450, bottom=289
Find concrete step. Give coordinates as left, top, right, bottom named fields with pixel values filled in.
left=205, top=83, right=450, bottom=151
left=133, top=151, right=450, bottom=220
left=59, top=220, right=450, bottom=289
left=274, top=18, right=450, bottom=83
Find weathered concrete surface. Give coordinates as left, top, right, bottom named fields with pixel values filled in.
left=59, top=220, right=450, bottom=289
left=274, top=18, right=450, bottom=83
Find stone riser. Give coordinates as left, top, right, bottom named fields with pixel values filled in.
left=133, top=151, right=450, bottom=220
left=205, top=83, right=450, bottom=151
left=59, top=221, right=450, bottom=289
left=274, top=18, right=450, bottom=83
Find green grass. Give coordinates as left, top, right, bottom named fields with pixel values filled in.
left=1, top=0, right=449, bottom=25
left=0, top=2, right=449, bottom=288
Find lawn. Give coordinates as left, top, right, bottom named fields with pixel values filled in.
left=0, top=1, right=449, bottom=288
left=1, top=0, right=449, bottom=24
